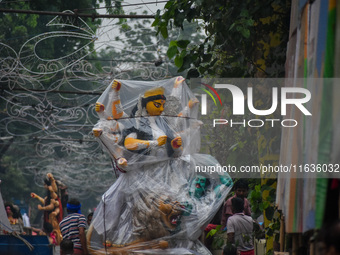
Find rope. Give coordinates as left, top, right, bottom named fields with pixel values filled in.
left=0, top=221, right=33, bottom=251
left=103, top=194, right=108, bottom=255
left=0, top=221, right=13, bottom=233
left=10, top=231, right=34, bottom=251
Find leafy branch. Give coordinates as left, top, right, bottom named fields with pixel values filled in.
left=153, top=0, right=290, bottom=78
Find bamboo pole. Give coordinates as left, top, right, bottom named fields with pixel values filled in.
left=280, top=215, right=285, bottom=252
left=292, top=234, right=298, bottom=255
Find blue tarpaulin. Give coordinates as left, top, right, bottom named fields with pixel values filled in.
left=0, top=235, right=53, bottom=255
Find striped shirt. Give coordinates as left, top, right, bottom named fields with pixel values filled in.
left=59, top=213, right=86, bottom=250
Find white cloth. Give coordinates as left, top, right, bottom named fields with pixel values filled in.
left=22, top=213, right=30, bottom=227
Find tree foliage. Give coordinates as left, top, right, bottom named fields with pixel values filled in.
left=153, top=0, right=290, bottom=78
left=97, top=10, right=205, bottom=78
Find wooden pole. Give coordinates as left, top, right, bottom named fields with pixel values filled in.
left=292, top=234, right=298, bottom=255
left=280, top=215, right=285, bottom=251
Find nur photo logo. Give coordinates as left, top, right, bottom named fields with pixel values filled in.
left=193, top=78, right=313, bottom=128
left=199, top=82, right=223, bottom=115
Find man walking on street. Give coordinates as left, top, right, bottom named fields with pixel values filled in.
left=59, top=198, right=88, bottom=255
left=227, top=197, right=254, bottom=255
left=221, top=179, right=251, bottom=230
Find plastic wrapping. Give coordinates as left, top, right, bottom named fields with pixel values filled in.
left=88, top=77, right=233, bottom=255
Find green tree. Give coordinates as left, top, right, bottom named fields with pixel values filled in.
left=153, top=0, right=290, bottom=78
left=96, top=9, right=205, bottom=79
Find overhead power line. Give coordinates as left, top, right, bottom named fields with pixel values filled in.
left=0, top=0, right=31, bottom=4
left=0, top=8, right=155, bottom=19
left=33, top=137, right=96, bottom=143
left=79, top=1, right=168, bottom=11
left=0, top=86, right=103, bottom=95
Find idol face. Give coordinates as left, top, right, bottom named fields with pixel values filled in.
left=146, top=99, right=165, bottom=116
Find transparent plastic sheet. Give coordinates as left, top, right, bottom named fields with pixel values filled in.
left=89, top=77, right=233, bottom=255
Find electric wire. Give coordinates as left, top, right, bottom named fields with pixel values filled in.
left=78, top=1, right=168, bottom=11
left=0, top=0, right=31, bottom=4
